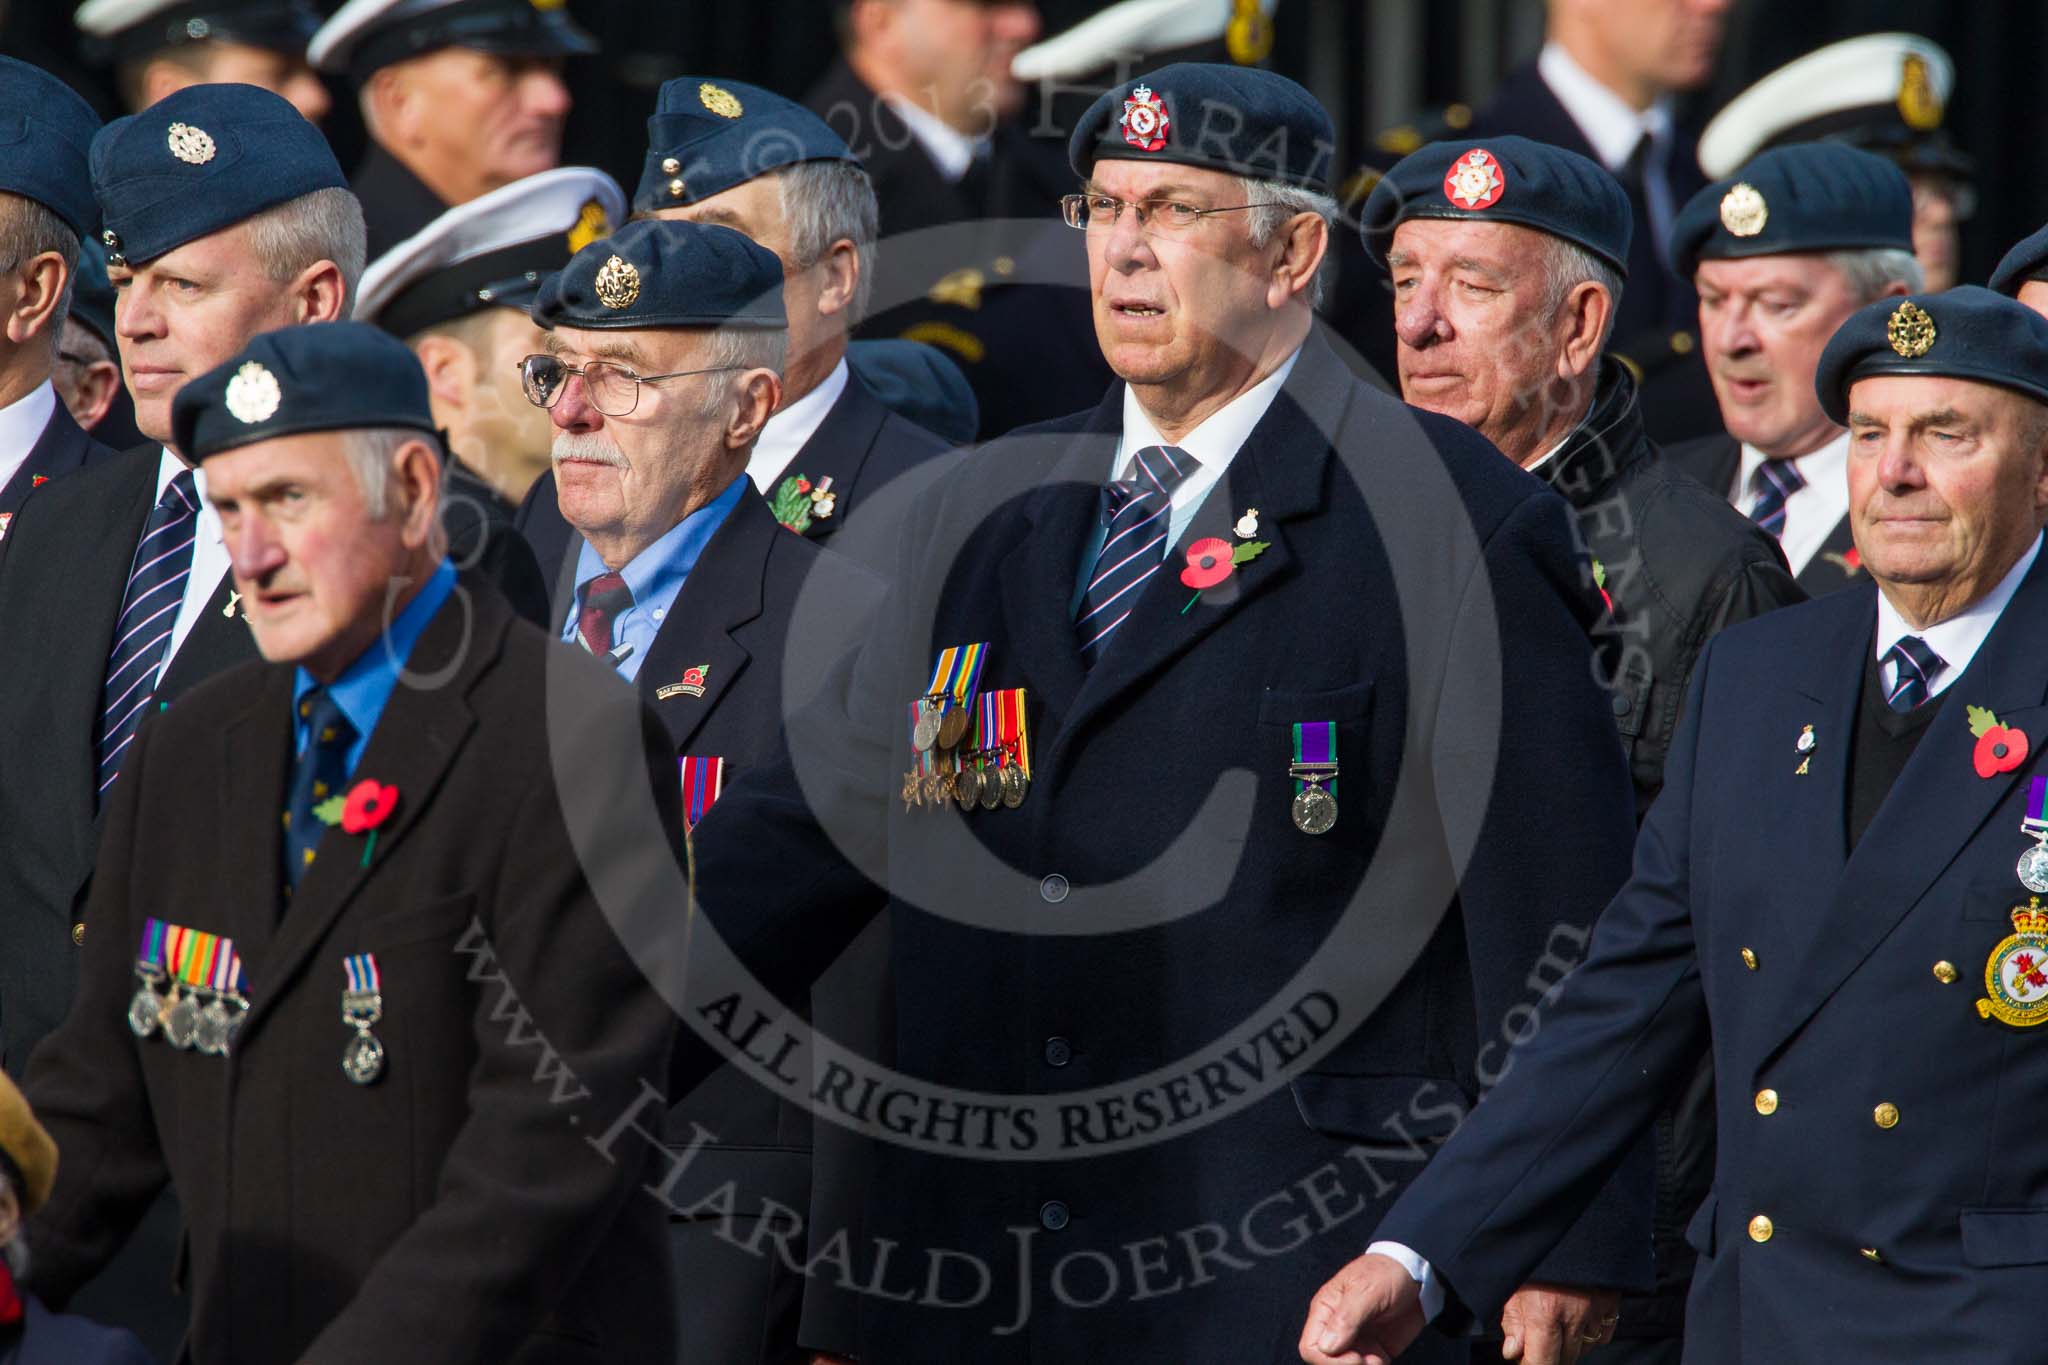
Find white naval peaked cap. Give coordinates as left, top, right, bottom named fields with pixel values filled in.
left=1697, top=33, right=1955, bottom=180
left=353, top=165, right=625, bottom=334
left=308, top=0, right=594, bottom=77
left=75, top=0, right=185, bottom=36
left=1010, top=0, right=1278, bottom=83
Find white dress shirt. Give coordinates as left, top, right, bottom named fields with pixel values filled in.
left=1734, top=432, right=1851, bottom=578
left=747, top=357, right=850, bottom=493
left=1538, top=42, right=1678, bottom=260
left=155, top=447, right=228, bottom=679
left=1876, top=531, right=2041, bottom=699
left=0, top=380, right=57, bottom=495
left=884, top=95, right=987, bottom=184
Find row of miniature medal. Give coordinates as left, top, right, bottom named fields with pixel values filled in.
left=904, top=642, right=1033, bottom=812
left=127, top=917, right=388, bottom=1083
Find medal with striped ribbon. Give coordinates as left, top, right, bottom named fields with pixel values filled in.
left=341, top=953, right=385, bottom=1085
left=1290, top=721, right=1338, bottom=835
left=680, top=755, right=727, bottom=832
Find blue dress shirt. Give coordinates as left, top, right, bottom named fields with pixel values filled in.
left=291, top=559, right=456, bottom=775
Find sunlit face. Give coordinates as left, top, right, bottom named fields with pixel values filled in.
left=110, top=222, right=304, bottom=445
left=2017, top=279, right=2048, bottom=321
left=456, top=308, right=555, bottom=500
left=1572, top=0, right=1731, bottom=94
left=889, top=0, right=1041, bottom=127
left=1695, top=254, right=1868, bottom=457
left=1390, top=218, right=1586, bottom=462
left=200, top=42, right=331, bottom=124
left=207, top=430, right=430, bottom=680
left=388, top=49, right=570, bottom=194
left=1846, top=374, right=2048, bottom=599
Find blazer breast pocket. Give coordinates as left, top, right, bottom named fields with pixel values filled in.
left=1258, top=680, right=1376, bottom=837
left=350, top=891, right=479, bottom=952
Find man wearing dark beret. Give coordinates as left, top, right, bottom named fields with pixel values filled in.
left=22, top=319, right=681, bottom=1365
left=662, top=61, right=1646, bottom=1363
left=1307, top=287, right=2048, bottom=1364
left=309, top=0, right=592, bottom=258
left=1660, top=143, right=1922, bottom=599
left=1988, top=222, right=2048, bottom=319
left=0, top=57, right=118, bottom=550
left=73, top=0, right=329, bottom=124
left=51, top=246, right=130, bottom=442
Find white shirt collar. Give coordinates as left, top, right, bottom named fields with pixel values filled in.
left=1735, top=432, right=1851, bottom=578
left=0, top=381, right=57, bottom=494
left=1875, top=532, right=2043, bottom=701
left=1537, top=42, right=1675, bottom=171
left=747, top=357, right=850, bottom=493
left=883, top=96, right=986, bottom=184
left=1115, top=346, right=1300, bottom=549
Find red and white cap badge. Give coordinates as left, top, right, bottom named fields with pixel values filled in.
left=1443, top=148, right=1506, bottom=210
left=1120, top=84, right=1170, bottom=153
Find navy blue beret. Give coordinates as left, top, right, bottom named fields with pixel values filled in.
left=92, top=83, right=346, bottom=269
left=1360, top=135, right=1631, bottom=275
left=173, top=321, right=434, bottom=460
left=1814, top=286, right=2048, bottom=425
left=533, top=219, right=785, bottom=332
left=309, top=0, right=595, bottom=80
left=1989, top=224, right=2048, bottom=298
left=75, top=0, right=322, bottom=64
left=1671, top=143, right=1912, bottom=280
left=1068, top=62, right=1336, bottom=193
left=0, top=58, right=102, bottom=240
left=634, top=76, right=857, bottom=215
left=845, top=339, right=976, bottom=447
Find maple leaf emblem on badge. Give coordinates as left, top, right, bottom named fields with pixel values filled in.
left=1443, top=149, right=1505, bottom=210
left=1120, top=85, right=1170, bottom=153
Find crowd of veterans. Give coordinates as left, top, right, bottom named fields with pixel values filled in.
left=0, top=1, right=2044, bottom=1363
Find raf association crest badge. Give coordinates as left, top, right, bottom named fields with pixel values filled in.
left=225, top=361, right=281, bottom=424
left=1979, top=897, right=2048, bottom=1027
left=594, top=254, right=640, bottom=310
left=1120, top=85, right=1170, bottom=152
left=1719, top=182, right=1767, bottom=237
left=1888, top=300, right=1937, bottom=358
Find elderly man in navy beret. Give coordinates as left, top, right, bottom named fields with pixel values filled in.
left=73, top=0, right=330, bottom=124
left=1307, top=287, right=2048, bottom=1364
left=1989, top=222, right=2048, bottom=320
left=1657, top=143, right=1923, bottom=598
left=24, top=320, right=681, bottom=1365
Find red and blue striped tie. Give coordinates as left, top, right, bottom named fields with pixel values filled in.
left=1074, top=444, right=1196, bottom=667
left=95, top=470, right=197, bottom=804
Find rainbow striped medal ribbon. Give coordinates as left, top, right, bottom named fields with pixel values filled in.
left=340, top=953, right=385, bottom=1085
left=914, top=643, right=989, bottom=753
left=161, top=923, right=226, bottom=1051
left=1290, top=722, right=1339, bottom=835
left=2019, top=776, right=2048, bottom=894
left=128, top=918, right=172, bottom=1039
left=980, top=689, right=1032, bottom=809
left=194, top=941, right=249, bottom=1057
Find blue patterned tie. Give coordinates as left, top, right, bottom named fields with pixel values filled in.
left=1074, top=444, right=1197, bottom=666
left=1881, top=635, right=1946, bottom=713
left=283, top=690, right=356, bottom=891
left=1748, top=459, right=1805, bottom=538
left=95, top=470, right=197, bottom=804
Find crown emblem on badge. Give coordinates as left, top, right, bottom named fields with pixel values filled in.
left=1443, top=148, right=1505, bottom=210
left=594, top=255, right=640, bottom=310
left=1887, top=300, right=1937, bottom=358
left=166, top=122, right=215, bottom=166
left=1719, top=183, right=1767, bottom=237
left=1120, top=85, right=1170, bottom=152
left=224, top=361, right=281, bottom=424
left=700, top=83, right=744, bottom=119
left=1898, top=53, right=1942, bottom=132
left=2015, top=900, right=2048, bottom=935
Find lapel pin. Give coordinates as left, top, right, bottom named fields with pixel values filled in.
left=1234, top=507, right=1259, bottom=539
left=1969, top=705, right=2030, bottom=779
left=1795, top=723, right=1815, bottom=775
left=223, top=590, right=241, bottom=618
left=656, top=664, right=711, bottom=702
left=811, top=475, right=837, bottom=520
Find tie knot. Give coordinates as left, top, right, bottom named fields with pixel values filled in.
left=1753, top=459, right=1806, bottom=501
left=580, top=571, right=633, bottom=614
left=297, top=688, right=355, bottom=748
left=162, top=468, right=198, bottom=515
left=1118, top=444, right=1198, bottom=501
left=1888, top=634, right=1945, bottom=682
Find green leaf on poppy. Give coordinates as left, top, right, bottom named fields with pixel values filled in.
left=1592, top=559, right=1606, bottom=589
left=312, top=795, right=346, bottom=826
left=1967, top=704, right=2000, bottom=738
left=1230, top=540, right=1270, bottom=567
left=769, top=476, right=814, bottom=534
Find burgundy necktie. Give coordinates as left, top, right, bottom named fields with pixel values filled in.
left=577, top=571, right=634, bottom=663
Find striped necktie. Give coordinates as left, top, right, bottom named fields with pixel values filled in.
left=1748, top=459, right=1806, bottom=538
left=95, top=469, right=198, bottom=804
left=1074, top=444, right=1197, bottom=666
left=1881, top=635, right=1946, bottom=713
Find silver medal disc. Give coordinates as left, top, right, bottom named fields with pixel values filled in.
left=342, top=1030, right=385, bottom=1085
left=195, top=999, right=231, bottom=1056
left=912, top=704, right=941, bottom=752
left=2020, top=842, right=2048, bottom=894
left=1292, top=785, right=1338, bottom=836
left=164, top=992, right=201, bottom=1050
left=128, top=986, right=164, bottom=1038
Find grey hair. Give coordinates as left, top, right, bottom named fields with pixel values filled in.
left=777, top=160, right=879, bottom=326
left=698, top=326, right=788, bottom=422
left=1539, top=235, right=1626, bottom=352
left=1236, top=175, right=1339, bottom=308
left=0, top=191, right=79, bottom=345
left=244, top=187, right=368, bottom=304
left=340, top=427, right=421, bottom=518
left=1825, top=246, right=1923, bottom=303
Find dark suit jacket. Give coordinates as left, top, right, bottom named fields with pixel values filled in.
left=684, top=329, right=1652, bottom=1361
left=0, top=1296, right=153, bottom=1365
left=1664, top=433, right=1862, bottom=596
left=23, top=580, right=681, bottom=1365
left=759, top=368, right=955, bottom=555
left=351, top=143, right=450, bottom=263
left=0, top=400, right=115, bottom=529
left=1376, top=548, right=2048, bottom=1360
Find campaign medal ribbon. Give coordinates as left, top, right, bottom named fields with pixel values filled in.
left=162, top=923, right=210, bottom=1050
left=195, top=943, right=248, bottom=1057
left=980, top=688, right=1032, bottom=809
left=2018, top=776, right=2048, bottom=893
left=1290, top=722, right=1339, bottom=835
left=679, top=755, right=726, bottom=833
left=341, top=953, right=386, bottom=1085
left=917, top=643, right=989, bottom=752
left=128, top=917, right=171, bottom=1039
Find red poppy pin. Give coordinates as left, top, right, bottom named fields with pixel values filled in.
left=1968, top=705, right=2029, bottom=779
left=1179, top=534, right=1269, bottom=614
left=29, top=474, right=46, bottom=487
left=315, top=780, right=401, bottom=867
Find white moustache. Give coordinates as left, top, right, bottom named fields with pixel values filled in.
left=551, top=432, right=629, bottom=468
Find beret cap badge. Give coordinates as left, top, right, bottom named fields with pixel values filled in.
left=1120, top=84, right=1169, bottom=153
left=1719, top=182, right=1768, bottom=237
left=594, top=254, right=641, bottom=310
left=1897, top=53, right=1942, bottom=132
left=699, top=83, right=744, bottom=119
left=166, top=122, right=216, bottom=166
left=1887, top=300, right=1937, bottom=358
left=1443, top=148, right=1505, bottom=210
left=224, top=361, right=282, bottom=424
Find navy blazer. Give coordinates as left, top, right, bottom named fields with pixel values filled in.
left=1377, top=548, right=2048, bottom=1359
left=1664, top=432, right=1862, bottom=597
left=0, top=400, right=116, bottom=544
left=685, top=329, right=1651, bottom=1361
left=0, top=1296, right=153, bottom=1365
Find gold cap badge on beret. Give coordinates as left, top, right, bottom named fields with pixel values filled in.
left=1898, top=53, right=1942, bottom=132
left=225, top=361, right=282, bottom=424
left=1887, top=300, right=1937, bottom=358
left=167, top=122, right=216, bottom=166
left=595, top=255, right=641, bottom=310
left=699, top=83, right=744, bottom=120
left=1719, top=183, right=1767, bottom=237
